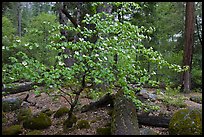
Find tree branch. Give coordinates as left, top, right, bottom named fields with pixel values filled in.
left=61, top=8, right=78, bottom=28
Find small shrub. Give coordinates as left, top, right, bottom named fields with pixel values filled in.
left=158, top=86, right=187, bottom=108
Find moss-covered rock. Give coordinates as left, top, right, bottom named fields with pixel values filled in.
left=169, top=108, right=202, bottom=135
left=63, top=114, right=77, bottom=130
left=17, top=108, right=32, bottom=122
left=26, top=130, right=42, bottom=135
left=2, top=97, right=22, bottom=112
left=2, top=125, right=23, bottom=135
left=96, top=127, right=111, bottom=135
left=23, top=112, right=52, bottom=130
left=76, top=120, right=90, bottom=129
left=54, top=107, right=69, bottom=118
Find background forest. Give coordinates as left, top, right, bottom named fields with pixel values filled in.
left=2, top=2, right=202, bottom=135
left=2, top=2, right=202, bottom=91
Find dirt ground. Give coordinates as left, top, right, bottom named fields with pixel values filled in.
left=2, top=89, right=202, bottom=135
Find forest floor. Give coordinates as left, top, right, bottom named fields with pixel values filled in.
left=2, top=88, right=202, bottom=135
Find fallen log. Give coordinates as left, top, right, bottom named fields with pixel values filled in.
left=2, top=82, right=43, bottom=96
left=137, top=114, right=171, bottom=128
left=81, top=93, right=114, bottom=113
left=111, top=90, right=140, bottom=135
left=81, top=91, right=171, bottom=129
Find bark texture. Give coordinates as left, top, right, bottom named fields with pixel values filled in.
left=137, top=114, right=171, bottom=128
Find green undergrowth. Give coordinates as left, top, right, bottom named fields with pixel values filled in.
left=157, top=86, right=188, bottom=108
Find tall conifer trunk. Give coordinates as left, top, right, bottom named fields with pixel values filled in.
left=182, top=2, right=195, bottom=92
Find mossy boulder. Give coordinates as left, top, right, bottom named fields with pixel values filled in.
left=2, top=125, right=23, bottom=135
left=2, top=97, right=22, bottom=112
left=26, top=130, right=42, bottom=135
left=17, top=108, right=32, bottom=122
left=63, top=114, right=77, bottom=130
left=76, top=120, right=90, bottom=129
left=54, top=107, right=69, bottom=118
left=23, top=112, right=52, bottom=130
left=169, top=108, right=202, bottom=135
left=96, top=127, right=111, bottom=135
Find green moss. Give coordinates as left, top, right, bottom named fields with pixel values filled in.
left=2, top=111, right=7, bottom=123
left=104, top=122, right=111, bottom=127
left=41, top=108, right=54, bottom=117
left=26, top=130, right=42, bottom=135
left=76, top=120, right=90, bottom=129
left=54, top=107, right=69, bottom=118
left=63, top=114, right=78, bottom=130
left=90, top=119, right=97, bottom=123
left=2, top=118, right=7, bottom=123
left=17, top=108, right=32, bottom=122
left=96, top=127, right=111, bottom=135
left=23, top=112, right=52, bottom=130
left=169, top=108, right=202, bottom=135
left=2, top=125, right=22, bottom=135
left=107, top=109, right=113, bottom=116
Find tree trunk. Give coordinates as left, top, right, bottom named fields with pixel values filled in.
left=111, top=90, right=140, bottom=135
left=182, top=2, right=195, bottom=93
left=17, top=2, right=21, bottom=37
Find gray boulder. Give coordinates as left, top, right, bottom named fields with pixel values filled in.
left=2, top=97, right=22, bottom=112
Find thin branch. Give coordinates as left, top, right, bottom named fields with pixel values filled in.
left=58, top=88, right=73, bottom=104
left=61, top=8, right=78, bottom=28
left=52, top=94, right=72, bottom=106
left=69, top=86, right=77, bottom=93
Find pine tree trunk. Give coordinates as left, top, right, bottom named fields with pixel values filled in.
left=182, top=2, right=195, bottom=93
left=17, top=2, right=21, bottom=37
